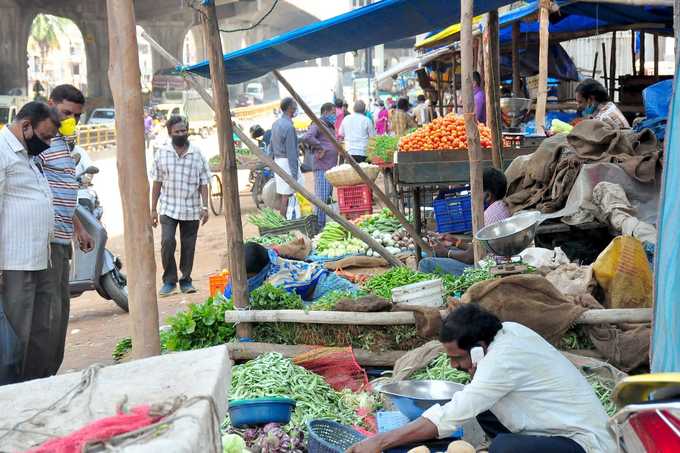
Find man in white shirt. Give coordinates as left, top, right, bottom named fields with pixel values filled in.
left=412, top=94, right=432, bottom=126
left=338, top=100, right=375, bottom=163
left=0, top=102, right=60, bottom=383
left=348, top=304, right=616, bottom=453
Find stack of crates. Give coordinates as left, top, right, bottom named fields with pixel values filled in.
left=337, top=184, right=373, bottom=220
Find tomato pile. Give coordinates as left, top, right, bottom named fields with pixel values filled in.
left=398, top=113, right=493, bottom=151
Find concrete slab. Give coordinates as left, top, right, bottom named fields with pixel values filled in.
left=0, top=345, right=230, bottom=452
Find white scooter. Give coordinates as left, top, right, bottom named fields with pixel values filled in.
left=69, top=150, right=129, bottom=312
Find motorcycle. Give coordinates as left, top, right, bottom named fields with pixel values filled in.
left=609, top=373, right=680, bottom=452
left=69, top=151, right=129, bottom=312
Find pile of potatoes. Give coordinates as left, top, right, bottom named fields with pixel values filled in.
left=407, top=440, right=476, bottom=453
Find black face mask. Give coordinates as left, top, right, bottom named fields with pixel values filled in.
left=23, top=129, right=51, bottom=156
left=172, top=135, right=189, bottom=148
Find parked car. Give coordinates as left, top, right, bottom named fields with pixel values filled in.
left=246, top=82, right=264, bottom=104
left=87, top=108, right=116, bottom=125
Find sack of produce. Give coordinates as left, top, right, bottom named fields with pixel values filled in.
left=293, top=346, right=369, bottom=392
left=325, top=163, right=380, bottom=187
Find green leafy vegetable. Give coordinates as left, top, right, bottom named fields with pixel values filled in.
left=250, top=283, right=304, bottom=310
left=163, top=295, right=236, bottom=351
left=367, top=136, right=398, bottom=163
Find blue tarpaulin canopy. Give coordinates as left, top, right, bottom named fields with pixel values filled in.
left=185, top=0, right=511, bottom=84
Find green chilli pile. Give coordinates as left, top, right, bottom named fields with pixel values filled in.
left=229, top=353, right=363, bottom=430
left=248, top=208, right=287, bottom=229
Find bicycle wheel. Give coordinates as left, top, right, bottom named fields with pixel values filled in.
left=209, top=174, right=224, bottom=215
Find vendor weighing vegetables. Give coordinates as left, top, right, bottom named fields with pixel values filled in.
left=348, top=304, right=616, bottom=453
left=419, top=168, right=511, bottom=276
left=224, top=242, right=357, bottom=301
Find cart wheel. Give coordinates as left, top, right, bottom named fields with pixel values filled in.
left=209, top=174, right=224, bottom=216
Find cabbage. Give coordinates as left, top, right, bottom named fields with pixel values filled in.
left=222, top=433, right=247, bottom=453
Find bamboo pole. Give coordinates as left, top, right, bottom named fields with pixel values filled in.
left=272, top=69, right=432, bottom=255
left=105, top=0, right=160, bottom=358
left=592, top=51, right=599, bottom=78
left=535, top=0, right=551, bottom=136
left=512, top=21, right=521, bottom=97
left=639, top=31, right=646, bottom=75
left=483, top=10, right=503, bottom=170
left=140, top=30, right=403, bottom=267
left=461, top=0, right=486, bottom=263
left=654, top=34, right=660, bottom=76
left=602, top=42, right=609, bottom=91
left=200, top=0, right=250, bottom=338
left=224, top=308, right=652, bottom=326
left=631, top=30, right=637, bottom=75
left=610, top=31, right=617, bottom=101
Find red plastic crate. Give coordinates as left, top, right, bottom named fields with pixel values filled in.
left=337, top=184, right=373, bottom=212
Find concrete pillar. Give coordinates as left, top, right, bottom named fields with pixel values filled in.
left=141, top=23, right=187, bottom=76
left=0, top=1, right=33, bottom=95
left=191, top=26, right=208, bottom=64
left=79, top=17, right=112, bottom=103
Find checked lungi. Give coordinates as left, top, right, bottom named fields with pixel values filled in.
left=314, top=169, right=333, bottom=228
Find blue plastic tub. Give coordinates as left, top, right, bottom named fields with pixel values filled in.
left=433, top=193, right=472, bottom=234
left=228, top=397, right=296, bottom=427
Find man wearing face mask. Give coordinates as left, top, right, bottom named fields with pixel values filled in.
left=575, top=79, right=629, bottom=129
left=36, top=84, right=94, bottom=376
left=150, top=116, right=210, bottom=297
left=418, top=168, right=511, bottom=276
left=301, top=102, right=338, bottom=229
left=0, top=101, right=60, bottom=383
left=348, top=304, right=616, bottom=453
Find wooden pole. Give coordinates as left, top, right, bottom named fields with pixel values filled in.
left=592, top=51, right=599, bottom=79
left=452, top=53, right=460, bottom=113
left=200, top=0, right=251, bottom=337
left=483, top=10, right=503, bottom=170
left=610, top=31, right=617, bottom=101
left=105, top=0, right=160, bottom=358
left=136, top=30, right=404, bottom=267
left=272, top=69, right=432, bottom=254
left=601, top=42, right=609, bottom=91
left=639, top=31, right=646, bottom=75
left=535, top=0, right=551, bottom=136
left=631, top=30, right=637, bottom=75
left=461, top=0, right=486, bottom=263
left=436, top=69, right=444, bottom=118
left=512, top=21, right=521, bottom=97
left=653, top=34, right=659, bottom=76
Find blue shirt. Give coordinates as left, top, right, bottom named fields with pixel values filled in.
left=36, top=137, right=78, bottom=244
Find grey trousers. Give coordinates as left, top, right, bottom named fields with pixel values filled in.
left=160, top=215, right=200, bottom=285
left=44, top=243, right=72, bottom=375
left=0, top=268, right=52, bottom=382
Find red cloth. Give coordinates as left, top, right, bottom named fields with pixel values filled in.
left=27, top=405, right=161, bottom=453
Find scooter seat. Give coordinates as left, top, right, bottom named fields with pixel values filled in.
left=613, top=372, right=680, bottom=407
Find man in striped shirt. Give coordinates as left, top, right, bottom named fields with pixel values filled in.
left=38, top=85, right=93, bottom=376
left=0, top=102, right=60, bottom=383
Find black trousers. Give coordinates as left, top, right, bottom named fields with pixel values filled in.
left=0, top=268, right=52, bottom=382
left=160, top=215, right=200, bottom=285
left=44, top=243, right=72, bottom=376
left=476, top=411, right=586, bottom=453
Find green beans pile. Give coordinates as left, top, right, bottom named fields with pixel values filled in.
left=229, top=353, right=362, bottom=430
left=363, top=267, right=437, bottom=300
left=409, top=353, right=471, bottom=384
left=248, top=208, right=287, bottom=229
left=249, top=233, right=296, bottom=246
left=587, top=374, right=616, bottom=416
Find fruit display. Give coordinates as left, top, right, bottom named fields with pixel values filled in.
left=398, top=113, right=493, bottom=151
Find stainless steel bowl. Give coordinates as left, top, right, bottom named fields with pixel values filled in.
left=374, top=380, right=465, bottom=420
left=500, top=97, right=533, bottom=128
left=475, top=212, right=541, bottom=257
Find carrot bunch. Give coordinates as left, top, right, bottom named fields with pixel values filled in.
left=398, top=113, right=493, bottom=151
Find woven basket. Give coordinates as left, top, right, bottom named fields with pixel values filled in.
left=325, top=164, right=380, bottom=188
left=307, top=420, right=365, bottom=453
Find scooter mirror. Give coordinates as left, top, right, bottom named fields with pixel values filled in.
left=72, top=152, right=82, bottom=164
left=85, top=166, right=100, bottom=175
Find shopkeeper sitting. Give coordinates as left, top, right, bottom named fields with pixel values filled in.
left=418, top=168, right=510, bottom=276
left=224, top=242, right=357, bottom=301
left=575, top=79, right=630, bottom=129
left=348, top=304, right=616, bottom=453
